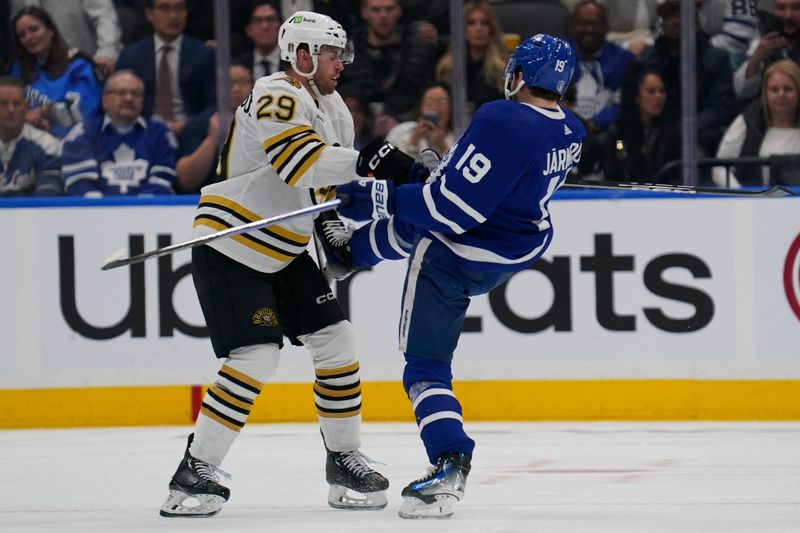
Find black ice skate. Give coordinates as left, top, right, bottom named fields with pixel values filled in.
left=313, top=209, right=358, bottom=280
left=326, top=448, right=389, bottom=510
left=160, top=434, right=230, bottom=518
left=398, top=452, right=471, bottom=519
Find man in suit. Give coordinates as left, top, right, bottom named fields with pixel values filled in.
left=237, top=0, right=282, bottom=80
left=115, top=0, right=216, bottom=139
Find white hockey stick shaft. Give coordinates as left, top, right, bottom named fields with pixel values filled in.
left=101, top=199, right=341, bottom=271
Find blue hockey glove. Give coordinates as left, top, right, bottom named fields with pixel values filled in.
left=356, top=139, right=415, bottom=181
left=336, top=179, right=395, bottom=221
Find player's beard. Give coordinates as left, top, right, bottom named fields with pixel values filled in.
left=312, top=73, right=337, bottom=96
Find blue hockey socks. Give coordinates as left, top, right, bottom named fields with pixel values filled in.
left=403, top=354, right=475, bottom=464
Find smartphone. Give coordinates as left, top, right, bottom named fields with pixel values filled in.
left=758, top=9, right=784, bottom=36
left=422, top=112, right=439, bottom=126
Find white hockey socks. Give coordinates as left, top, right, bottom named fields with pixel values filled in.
left=298, top=321, right=362, bottom=452
left=190, top=343, right=280, bottom=466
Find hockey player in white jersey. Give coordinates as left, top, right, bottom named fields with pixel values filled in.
left=159, top=11, right=388, bottom=518
left=335, top=34, right=586, bottom=518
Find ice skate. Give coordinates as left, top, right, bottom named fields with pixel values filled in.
left=160, top=435, right=231, bottom=518
left=398, top=452, right=471, bottom=519
left=314, top=209, right=357, bottom=280
left=326, top=448, right=389, bottom=510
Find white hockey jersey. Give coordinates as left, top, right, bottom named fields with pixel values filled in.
left=193, top=72, right=358, bottom=273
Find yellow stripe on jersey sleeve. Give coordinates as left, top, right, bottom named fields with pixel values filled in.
left=285, top=144, right=325, bottom=187
left=271, top=132, right=323, bottom=170
left=261, top=124, right=315, bottom=152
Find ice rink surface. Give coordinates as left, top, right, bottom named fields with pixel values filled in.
left=1, top=421, right=799, bottom=533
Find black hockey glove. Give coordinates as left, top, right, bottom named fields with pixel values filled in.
left=356, top=139, right=416, bottom=183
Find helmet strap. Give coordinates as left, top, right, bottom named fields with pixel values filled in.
left=504, top=74, right=525, bottom=100
left=292, top=53, right=322, bottom=99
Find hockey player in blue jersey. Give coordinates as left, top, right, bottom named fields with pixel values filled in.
left=334, top=34, right=586, bottom=518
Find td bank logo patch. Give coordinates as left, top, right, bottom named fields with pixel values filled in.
left=785, top=233, right=800, bottom=322
left=252, top=307, right=278, bottom=327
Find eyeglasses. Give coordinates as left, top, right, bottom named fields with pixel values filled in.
left=251, top=15, right=280, bottom=25
left=106, top=89, right=144, bottom=98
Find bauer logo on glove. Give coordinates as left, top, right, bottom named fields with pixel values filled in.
left=337, top=178, right=395, bottom=221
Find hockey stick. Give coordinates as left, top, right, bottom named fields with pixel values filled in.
left=100, top=199, right=342, bottom=270
left=563, top=180, right=797, bottom=197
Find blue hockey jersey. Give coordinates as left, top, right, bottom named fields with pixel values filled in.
left=10, top=55, right=102, bottom=138
left=394, top=99, right=585, bottom=271
left=61, top=115, right=177, bottom=196
left=0, top=124, right=62, bottom=196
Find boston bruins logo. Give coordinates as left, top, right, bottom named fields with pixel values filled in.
left=252, top=307, right=279, bottom=327
left=279, top=76, right=302, bottom=89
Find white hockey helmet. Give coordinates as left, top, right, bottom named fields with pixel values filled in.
left=278, top=11, right=353, bottom=76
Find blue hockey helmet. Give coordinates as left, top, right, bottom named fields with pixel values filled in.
left=504, top=34, right=575, bottom=100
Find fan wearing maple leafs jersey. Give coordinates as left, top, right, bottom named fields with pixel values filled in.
left=61, top=70, right=177, bottom=196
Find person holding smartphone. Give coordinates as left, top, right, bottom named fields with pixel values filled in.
left=734, top=1, right=800, bottom=102
left=385, top=83, right=455, bottom=160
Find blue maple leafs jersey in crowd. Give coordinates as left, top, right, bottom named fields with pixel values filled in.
left=393, top=99, right=585, bottom=271
left=61, top=115, right=178, bottom=196
left=0, top=124, right=62, bottom=196
left=10, top=56, right=102, bottom=139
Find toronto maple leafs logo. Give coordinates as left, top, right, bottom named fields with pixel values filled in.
left=100, top=143, right=149, bottom=193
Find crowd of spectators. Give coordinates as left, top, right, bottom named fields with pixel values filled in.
left=1, top=0, right=799, bottom=197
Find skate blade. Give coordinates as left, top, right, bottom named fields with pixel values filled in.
left=327, top=485, right=388, bottom=510
left=398, top=494, right=457, bottom=519
left=159, top=489, right=225, bottom=518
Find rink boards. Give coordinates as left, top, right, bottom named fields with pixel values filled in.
left=1, top=193, right=799, bottom=427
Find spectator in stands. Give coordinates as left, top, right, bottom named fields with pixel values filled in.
left=435, top=1, right=506, bottom=111
left=597, top=0, right=659, bottom=56
left=385, top=82, right=455, bottom=161
left=714, top=59, right=800, bottom=187
left=399, top=0, right=449, bottom=58
left=9, top=6, right=103, bottom=138
left=734, top=0, right=800, bottom=102
left=340, top=85, right=374, bottom=150
left=603, top=63, right=681, bottom=183
left=640, top=0, right=736, bottom=155
left=175, top=63, right=253, bottom=193
left=567, top=1, right=633, bottom=137
left=386, top=83, right=456, bottom=160
left=338, top=0, right=438, bottom=136
left=0, top=75, right=62, bottom=195
left=61, top=69, right=177, bottom=196
left=697, top=0, right=759, bottom=69
left=11, top=0, right=122, bottom=78
left=115, top=0, right=216, bottom=140
left=237, top=1, right=282, bottom=80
